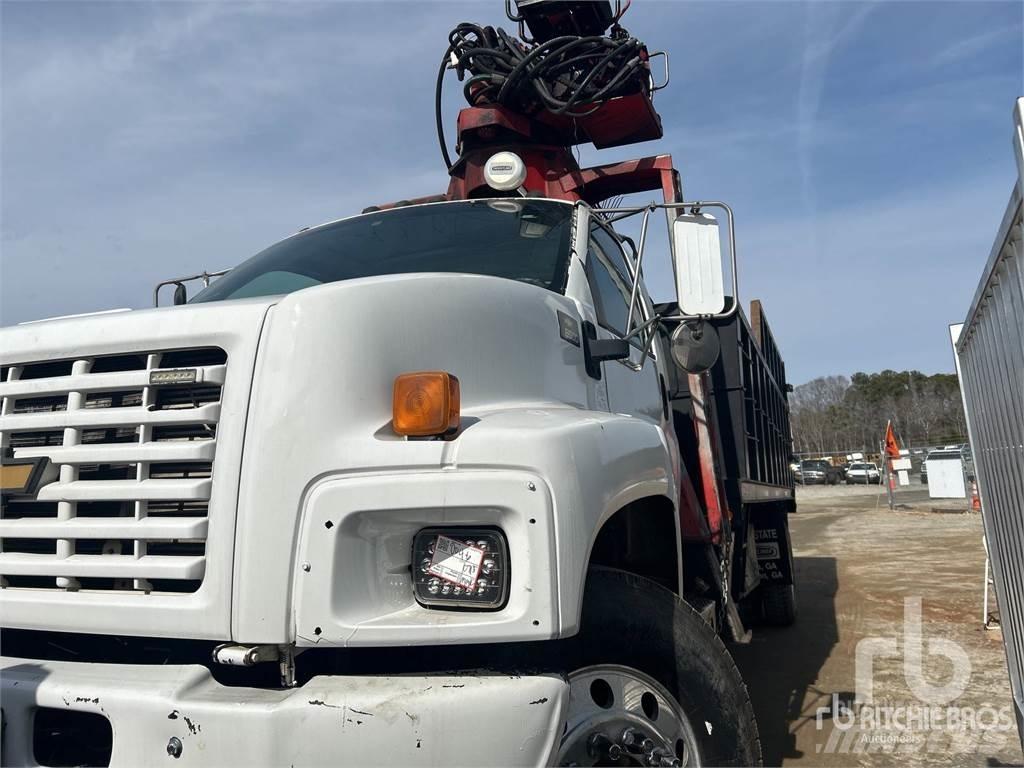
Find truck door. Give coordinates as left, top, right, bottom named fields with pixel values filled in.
left=585, top=223, right=664, bottom=423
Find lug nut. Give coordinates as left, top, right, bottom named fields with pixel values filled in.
left=587, top=733, right=623, bottom=762
left=166, top=736, right=183, bottom=759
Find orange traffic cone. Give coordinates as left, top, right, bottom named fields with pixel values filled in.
left=971, top=480, right=982, bottom=512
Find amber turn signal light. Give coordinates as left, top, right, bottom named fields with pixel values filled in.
left=393, top=371, right=460, bottom=437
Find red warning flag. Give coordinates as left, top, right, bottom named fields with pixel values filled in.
left=884, top=420, right=901, bottom=459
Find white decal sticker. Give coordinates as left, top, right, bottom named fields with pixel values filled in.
left=428, top=535, right=485, bottom=589
left=705, top=721, right=713, bottom=735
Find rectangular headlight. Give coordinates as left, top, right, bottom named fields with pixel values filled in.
left=412, top=527, right=509, bottom=610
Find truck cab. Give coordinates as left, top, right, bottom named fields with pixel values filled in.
left=1, top=191, right=792, bottom=767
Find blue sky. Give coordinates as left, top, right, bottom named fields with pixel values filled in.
left=1, top=1, right=1021, bottom=384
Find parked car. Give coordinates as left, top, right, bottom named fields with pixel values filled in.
left=799, top=459, right=842, bottom=485
left=847, top=462, right=882, bottom=484
left=798, top=460, right=826, bottom=485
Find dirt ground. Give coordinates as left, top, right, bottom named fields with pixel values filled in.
left=732, top=483, right=1024, bottom=767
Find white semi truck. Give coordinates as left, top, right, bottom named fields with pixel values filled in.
left=0, top=3, right=797, bottom=765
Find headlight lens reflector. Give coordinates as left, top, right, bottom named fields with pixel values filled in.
left=412, top=527, right=509, bottom=610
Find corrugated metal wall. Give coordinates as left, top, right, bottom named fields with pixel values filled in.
left=955, top=97, right=1024, bottom=741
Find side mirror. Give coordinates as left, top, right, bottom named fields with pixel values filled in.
left=672, top=212, right=725, bottom=316
left=669, top=320, right=720, bottom=374
left=173, top=283, right=187, bottom=305
left=588, top=338, right=630, bottom=362
left=581, top=321, right=630, bottom=380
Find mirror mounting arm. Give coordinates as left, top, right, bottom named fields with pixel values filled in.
left=623, top=313, right=662, bottom=369
left=624, top=203, right=657, bottom=336
left=591, top=199, right=741, bottom=323
left=153, top=268, right=232, bottom=307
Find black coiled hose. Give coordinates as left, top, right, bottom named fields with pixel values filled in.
left=436, top=21, right=649, bottom=169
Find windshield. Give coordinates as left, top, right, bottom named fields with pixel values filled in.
left=850, top=463, right=874, bottom=470
left=191, top=199, right=575, bottom=303
left=802, top=460, right=828, bottom=470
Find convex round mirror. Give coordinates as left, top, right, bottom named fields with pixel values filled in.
left=669, top=320, right=720, bottom=373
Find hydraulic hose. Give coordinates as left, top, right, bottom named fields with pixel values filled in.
left=434, top=19, right=652, bottom=169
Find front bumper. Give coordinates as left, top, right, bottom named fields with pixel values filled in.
left=849, top=475, right=879, bottom=483
left=1, top=656, right=568, bottom=767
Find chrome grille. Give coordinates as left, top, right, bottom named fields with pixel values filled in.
left=0, top=348, right=226, bottom=594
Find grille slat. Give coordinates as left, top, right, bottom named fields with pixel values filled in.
left=0, top=517, right=208, bottom=539
left=12, top=441, right=216, bottom=465
left=0, top=403, right=221, bottom=432
left=0, top=347, right=225, bottom=595
left=36, top=478, right=212, bottom=502
left=0, top=365, right=226, bottom=399
left=0, top=553, right=205, bottom=580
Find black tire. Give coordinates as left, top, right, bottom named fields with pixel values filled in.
left=760, top=582, right=797, bottom=626
left=563, top=568, right=762, bottom=766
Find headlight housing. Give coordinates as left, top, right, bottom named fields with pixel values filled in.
left=412, top=527, right=509, bottom=610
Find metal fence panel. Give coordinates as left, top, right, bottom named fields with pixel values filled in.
left=954, top=97, right=1024, bottom=743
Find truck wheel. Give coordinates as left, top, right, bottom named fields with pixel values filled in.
left=556, top=568, right=762, bottom=766
left=760, top=582, right=797, bottom=626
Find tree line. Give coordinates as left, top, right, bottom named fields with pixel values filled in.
left=789, top=370, right=968, bottom=455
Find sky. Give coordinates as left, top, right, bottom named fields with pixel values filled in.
left=1, top=1, right=1022, bottom=384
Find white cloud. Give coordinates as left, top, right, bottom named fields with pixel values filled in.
left=797, top=3, right=879, bottom=214
left=930, top=25, right=1020, bottom=66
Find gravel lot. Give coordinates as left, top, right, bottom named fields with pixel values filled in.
left=732, top=483, right=1021, bottom=767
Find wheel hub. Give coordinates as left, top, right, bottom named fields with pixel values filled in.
left=558, top=664, right=700, bottom=767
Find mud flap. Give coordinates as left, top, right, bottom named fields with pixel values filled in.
left=752, top=507, right=795, bottom=587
